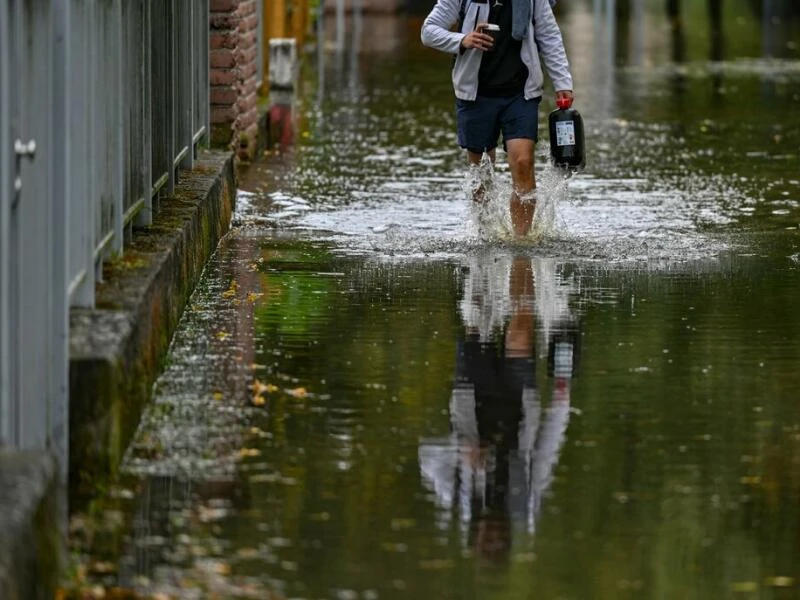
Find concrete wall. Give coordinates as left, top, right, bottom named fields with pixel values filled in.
left=0, top=452, right=61, bottom=600
left=210, top=0, right=261, bottom=159
left=68, top=151, right=236, bottom=509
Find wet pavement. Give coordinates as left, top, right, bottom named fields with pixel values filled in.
left=67, top=3, right=800, bottom=599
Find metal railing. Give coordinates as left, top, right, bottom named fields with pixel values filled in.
left=0, top=0, right=209, bottom=465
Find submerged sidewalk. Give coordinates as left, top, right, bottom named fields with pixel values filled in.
left=0, top=149, right=237, bottom=598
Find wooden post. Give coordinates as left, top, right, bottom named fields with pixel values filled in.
left=263, top=0, right=287, bottom=91
left=291, top=0, right=310, bottom=45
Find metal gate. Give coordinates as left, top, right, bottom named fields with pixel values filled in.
left=1, top=0, right=210, bottom=472
left=0, top=0, right=68, bottom=464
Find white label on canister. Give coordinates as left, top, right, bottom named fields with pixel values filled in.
left=555, top=121, right=576, bottom=147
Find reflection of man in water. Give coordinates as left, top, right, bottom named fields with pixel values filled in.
left=420, top=255, right=578, bottom=564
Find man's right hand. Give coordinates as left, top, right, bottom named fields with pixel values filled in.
left=460, top=23, right=495, bottom=52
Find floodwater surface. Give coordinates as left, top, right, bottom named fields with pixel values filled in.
left=69, top=2, right=800, bottom=599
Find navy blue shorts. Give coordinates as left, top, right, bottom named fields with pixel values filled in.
left=456, top=93, right=541, bottom=154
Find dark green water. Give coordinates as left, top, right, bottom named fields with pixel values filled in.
left=69, top=2, right=800, bottom=598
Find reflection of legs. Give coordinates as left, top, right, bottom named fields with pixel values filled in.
left=467, top=149, right=496, bottom=204
left=505, top=138, right=536, bottom=237
left=505, top=257, right=535, bottom=358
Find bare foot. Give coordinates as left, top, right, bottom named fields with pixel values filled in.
left=510, top=192, right=536, bottom=237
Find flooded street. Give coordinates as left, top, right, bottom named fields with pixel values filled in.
left=70, top=2, right=800, bottom=598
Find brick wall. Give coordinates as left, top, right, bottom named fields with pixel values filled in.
left=210, top=0, right=260, bottom=159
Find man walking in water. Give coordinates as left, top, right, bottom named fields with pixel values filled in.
left=421, top=0, right=574, bottom=237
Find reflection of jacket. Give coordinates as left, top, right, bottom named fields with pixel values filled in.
left=421, top=0, right=573, bottom=101
left=418, top=387, right=571, bottom=539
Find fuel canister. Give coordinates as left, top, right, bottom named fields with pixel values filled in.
left=548, top=98, right=585, bottom=171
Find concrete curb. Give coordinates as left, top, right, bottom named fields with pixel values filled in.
left=0, top=451, right=61, bottom=600
left=68, top=150, right=236, bottom=508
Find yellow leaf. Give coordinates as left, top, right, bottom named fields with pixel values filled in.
left=288, top=387, right=307, bottom=398
left=216, top=331, right=230, bottom=341
left=765, top=576, right=794, bottom=587
left=251, top=395, right=266, bottom=407
left=212, top=391, right=223, bottom=401
left=250, top=379, right=269, bottom=395
left=246, top=292, right=263, bottom=303
left=222, top=280, right=238, bottom=298
left=731, top=582, right=758, bottom=593
left=239, top=448, right=261, bottom=458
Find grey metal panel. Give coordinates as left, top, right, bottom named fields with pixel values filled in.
left=18, top=0, right=54, bottom=449
left=151, top=0, right=172, bottom=197
left=192, top=0, right=206, bottom=145
left=125, top=0, right=151, bottom=227
left=168, top=0, right=177, bottom=189
left=176, top=0, right=193, bottom=170
left=1, top=0, right=214, bottom=454
left=93, top=0, right=122, bottom=259
left=50, top=0, right=70, bottom=477
left=68, top=0, right=95, bottom=307
left=0, top=0, right=11, bottom=446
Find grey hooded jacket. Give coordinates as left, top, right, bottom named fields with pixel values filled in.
left=421, top=0, right=573, bottom=101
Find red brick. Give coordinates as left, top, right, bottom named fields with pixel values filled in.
left=239, top=30, right=257, bottom=47
left=240, top=14, right=259, bottom=32
left=236, top=92, right=258, bottom=112
left=210, top=69, right=238, bottom=86
left=211, top=87, right=239, bottom=105
left=238, top=61, right=258, bottom=80
left=240, top=75, right=259, bottom=93
left=210, top=0, right=238, bottom=11
left=210, top=48, right=236, bottom=69
left=236, top=0, right=257, bottom=17
left=210, top=30, right=239, bottom=50
left=238, top=45, right=258, bottom=64
left=240, top=111, right=258, bottom=126
left=210, top=13, right=240, bottom=30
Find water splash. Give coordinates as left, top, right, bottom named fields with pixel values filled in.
left=464, top=154, right=572, bottom=243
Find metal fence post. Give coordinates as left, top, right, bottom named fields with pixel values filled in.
left=168, top=0, right=176, bottom=191
left=140, top=0, right=153, bottom=226
left=50, top=0, right=70, bottom=479
left=68, top=0, right=96, bottom=308
left=0, top=0, right=10, bottom=445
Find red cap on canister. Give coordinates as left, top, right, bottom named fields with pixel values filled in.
left=556, top=97, right=572, bottom=110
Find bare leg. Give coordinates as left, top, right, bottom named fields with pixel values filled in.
left=467, top=148, right=496, bottom=203
left=505, top=138, right=536, bottom=237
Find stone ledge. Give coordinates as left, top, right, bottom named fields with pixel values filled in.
left=0, top=451, right=61, bottom=600
left=68, top=150, right=236, bottom=509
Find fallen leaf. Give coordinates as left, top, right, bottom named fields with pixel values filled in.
left=731, top=581, right=758, bottom=593
left=250, top=379, right=269, bottom=395
left=222, top=281, right=238, bottom=298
